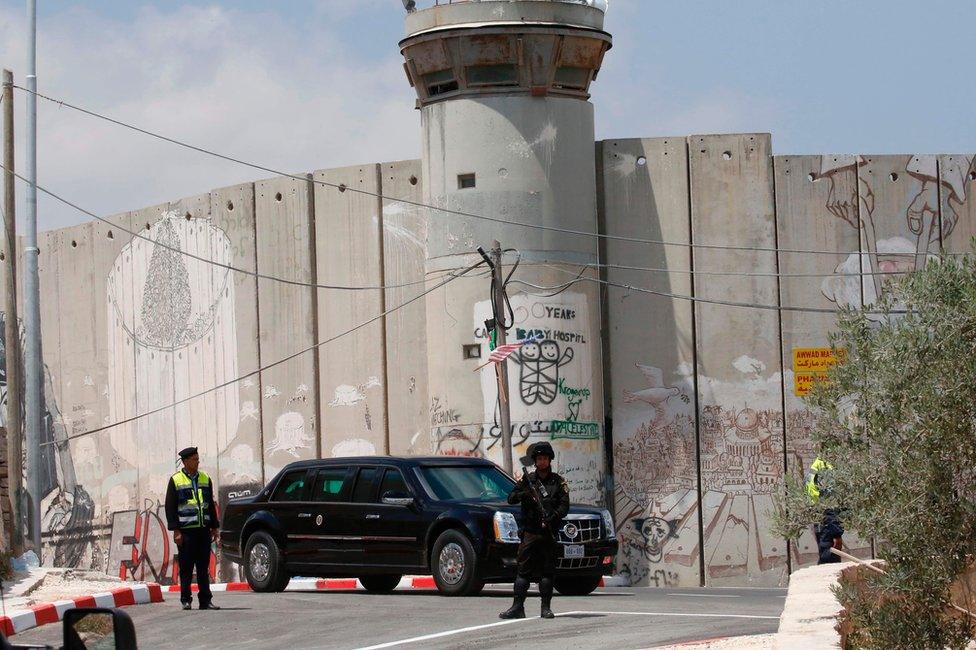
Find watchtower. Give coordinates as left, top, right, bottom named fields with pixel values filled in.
left=400, top=1, right=611, bottom=499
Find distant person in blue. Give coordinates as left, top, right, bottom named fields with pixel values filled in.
left=806, top=457, right=843, bottom=564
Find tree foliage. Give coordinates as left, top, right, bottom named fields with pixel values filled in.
left=775, top=254, right=976, bottom=649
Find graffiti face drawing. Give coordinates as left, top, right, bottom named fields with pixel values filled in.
left=512, top=339, right=574, bottom=405
left=633, top=516, right=678, bottom=563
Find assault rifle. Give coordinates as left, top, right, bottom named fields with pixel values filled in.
left=520, top=467, right=554, bottom=537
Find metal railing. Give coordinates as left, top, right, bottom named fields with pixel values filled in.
left=423, top=0, right=608, bottom=12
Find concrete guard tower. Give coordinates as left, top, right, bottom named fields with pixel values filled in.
left=400, top=0, right=611, bottom=505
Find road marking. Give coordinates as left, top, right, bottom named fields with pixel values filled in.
left=355, top=618, right=536, bottom=650
left=669, top=593, right=741, bottom=598
left=355, top=609, right=780, bottom=648
left=562, top=610, right=780, bottom=620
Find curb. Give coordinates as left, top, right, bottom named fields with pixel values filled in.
left=0, top=583, right=164, bottom=637
left=165, top=576, right=610, bottom=593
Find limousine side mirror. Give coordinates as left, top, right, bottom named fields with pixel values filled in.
left=382, top=491, right=415, bottom=506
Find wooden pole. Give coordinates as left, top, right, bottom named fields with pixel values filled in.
left=2, top=69, right=23, bottom=554
left=490, top=241, right=513, bottom=475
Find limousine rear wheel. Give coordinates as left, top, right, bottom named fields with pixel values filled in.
left=431, top=530, right=482, bottom=596
left=244, top=531, right=289, bottom=593
left=359, top=574, right=402, bottom=593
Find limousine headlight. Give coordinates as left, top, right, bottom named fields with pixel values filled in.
left=493, top=511, right=520, bottom=543
left=601, top=509, right=616, bottom=540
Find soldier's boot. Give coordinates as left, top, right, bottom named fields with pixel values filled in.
left=499, top=598, right=526, bottom=619
left=500, top=577, right=529, bottom=619
left=540, top=577, right=555, bottom=619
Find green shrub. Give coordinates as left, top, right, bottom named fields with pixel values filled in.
left=775, top=252, right=976, bottom=649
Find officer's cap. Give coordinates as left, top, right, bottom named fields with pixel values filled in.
left=530, top=441, right=555, bottom=460
left=178, top=447, right=199, bottom=460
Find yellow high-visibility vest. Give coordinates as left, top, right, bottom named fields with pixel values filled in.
left=805, top=457, right=832, bottom=504
left=171, top=470, right=212, bottom=529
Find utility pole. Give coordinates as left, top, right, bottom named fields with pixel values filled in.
left=24, top=0, right=43, bottom=555
left=2, top=69, right=23, bottom=554
left=490, top=241, right=514, bottom=475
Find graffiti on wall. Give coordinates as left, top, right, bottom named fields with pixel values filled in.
left=818, top=155, right=976, bottom=310
left=0, top=311, right=106, bottom=570
left=472, top=291, right=603, bottom=505
left=614, top=359, right=799, bottom=585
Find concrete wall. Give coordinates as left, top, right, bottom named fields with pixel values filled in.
left=19, top=141, right=976, bottom=587
left=600, top=137, right=699, bottom=588
left=601, top=140, right=976, bottom=587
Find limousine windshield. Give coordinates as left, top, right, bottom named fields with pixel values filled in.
left=419, top=465, right=515, bottom=502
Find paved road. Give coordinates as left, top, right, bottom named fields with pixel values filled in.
left=15, top=586, right=785, bottom=649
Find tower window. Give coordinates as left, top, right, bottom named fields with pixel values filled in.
left=553, top=66, right=591, bottom=91
left=457, top=173, right=476, bottom=190
left=423, top=69, right=459, bottom=96
left=465, top=64, right=519, bottom=87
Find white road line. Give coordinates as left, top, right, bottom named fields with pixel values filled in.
left=670, top=593, right=741, bottom=598
left=562, top=610, right=780, bottom=620
left=355, top=610, right=780, bottom=648
left=354, top=618, right=537, bottom=650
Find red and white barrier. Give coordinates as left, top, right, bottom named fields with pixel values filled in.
left=0, top=583, right=163, bottom=637
left=165, top=575, right=610, bottom=593
left=164, top=576, right=436, bottom=593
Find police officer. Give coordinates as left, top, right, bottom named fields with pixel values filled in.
left=806, top=456, right=843, bottom=564
left=499, top=441, right=570, bottom=620
left=165, top=447, right=221, bottom=610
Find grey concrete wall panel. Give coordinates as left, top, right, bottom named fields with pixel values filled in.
left=50, top=222, right=106, bottom=569
left=774, top=155, right=871, bottom=569
left=209, top=183, right=263, bottom=582
left=126, top=202, right=179, bottom=510
left=210, top=183, right=264, bottom=491
left=255, top=175, right=319, bottom=478
left=314, top=165, right=387, bottom=457
left=689, top=133, right=786, bottom=587
left=94, top=213, right=138, bottom=577
left=600, top=137, right=701, bottom=587
left=421, top=96, right=599, bottom=265
left=380, top=159, right=430, bottom=456
left=938, top=154, right=976, bottom=253
left=164, top=193, right=233, bottom=477
left=857, top=155, right=941, bottom=302
left=37, top=229, right=65, bottom=564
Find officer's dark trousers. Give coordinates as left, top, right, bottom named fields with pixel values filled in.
left=177, top=528, right=213, bottom=606
left=514, top=531, right=557, bottom=601
left=816, top=509, right=843, bottom=565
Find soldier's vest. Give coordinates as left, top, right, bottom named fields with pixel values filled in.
left=171, top=470, right=212, bottom=529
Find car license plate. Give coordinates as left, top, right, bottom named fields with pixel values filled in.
left=564, top=544, right=585, bottom=559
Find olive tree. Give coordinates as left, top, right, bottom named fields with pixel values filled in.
left=775, top=254, right=976, bottom=648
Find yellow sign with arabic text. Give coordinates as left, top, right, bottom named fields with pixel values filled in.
left=793, top=347, right=846, bottom=396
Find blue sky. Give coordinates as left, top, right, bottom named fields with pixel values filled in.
left=1, top=0, right=974, bottom=228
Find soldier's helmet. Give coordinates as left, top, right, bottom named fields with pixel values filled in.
left=530, top=441, right=555, bottom=460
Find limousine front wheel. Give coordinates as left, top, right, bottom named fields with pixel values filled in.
left=244, top=531, right=289, bottom=593
left=431, top=530, right=483, bottom=596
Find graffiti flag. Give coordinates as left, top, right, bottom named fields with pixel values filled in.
left=474, top=335, right=542, bottom=372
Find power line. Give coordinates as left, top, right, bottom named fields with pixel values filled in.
left=0, top=161, right=477, bottom=292
left=17, top=84, right=959, bottom=259
left=527, top=258, right=916, bottom=280
left=536, top=262, right=906, bottom=315
left=43, top=257, right=486, bottom=447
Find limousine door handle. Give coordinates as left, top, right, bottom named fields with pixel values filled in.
left=365, top=514, right=381, bottom=520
